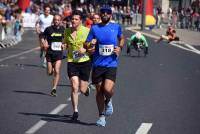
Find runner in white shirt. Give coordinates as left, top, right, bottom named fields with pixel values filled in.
left=35, top=5, right=53, bottom=68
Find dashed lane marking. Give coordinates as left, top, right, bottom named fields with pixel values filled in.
left=135, top=123, right=153, bottom=134
left=25, top=104, right=67, bottom=134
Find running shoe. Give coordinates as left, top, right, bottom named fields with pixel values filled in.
left=84, top=86, right=90, bottom=97
left=50, top=89, right=57, bottom=97
left=105, top=99, right=113, bottom=116
left=96, top=116, right=106, bottom=127
left=89, top=83, right=96, bottom=91
left=42, top=62, right=47, bottom=68
left=72, top=112, right=79, bottom=120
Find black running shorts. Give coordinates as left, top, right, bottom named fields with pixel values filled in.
left=46, top=51, right=63, bottom=63
left=92, top=67, right=117, bottom=84
left=67, top=61, right=91, bottom=81
left=38, top=32, right=44, bottom=38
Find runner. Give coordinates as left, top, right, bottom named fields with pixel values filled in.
left=63, top=10, right=91, bottom=120
left=42, top=14, right=65, bottom=97
left=155, top=25, right=179, bottom=43
left=85, top=5, right=124, bottom=127
left=92, top=13, right=101, bottom=24
left=35, top=5, right=53, bottom=68
left=127, top=32, right=149, bottom=55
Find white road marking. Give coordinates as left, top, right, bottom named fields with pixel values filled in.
left=170, top=42, right=200, bottom=55
left=183, top=43, right=199, bottom=51
left=135, top=123, right=153, bottom=134
left=0, top=47, right=40, bottom=62
left=25, top=104, right=67, bottom=134
left=25, top=120, right=46, bottom=134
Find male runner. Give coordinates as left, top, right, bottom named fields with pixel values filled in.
left=42, top=14, right=65, bottom=96
left=35, top=5, right=53, bottom=68
left=127, top=32, right=149, bottom=55
left=64, top=10, right=91, bottom=120
left=85, top=5, right=124, bottom=127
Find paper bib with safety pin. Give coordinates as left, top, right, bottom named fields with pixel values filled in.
left=51, top=42, right=62, bottom=51
left=99, top=44, right=114, bottom=56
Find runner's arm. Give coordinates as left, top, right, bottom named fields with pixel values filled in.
left=35, top=18, right=41, bottom=34
left=41, top=28, right=49, bottom=50
left=141, top=35, right=148, bottom=47
left=128, top=35, right=136, bottom=47
left=118, top=35, right=125, bottom=49
left=114, top=35, right=125, bottom=56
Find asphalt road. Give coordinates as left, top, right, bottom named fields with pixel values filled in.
left=0, top=29, right=200, bottom=134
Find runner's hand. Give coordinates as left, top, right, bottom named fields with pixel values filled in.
left=113, top=46, right=121, bottom=56
left=87, top=39, right=96, bottom=54
left=62, top=44, right=67, bottom=50
left=78, top=47, right=86, bottom=54
left=87, top=46, right=95, bottom=54
left=42, top=39, right=49, bottom=51
left=91, top=39, right=97, bottom=45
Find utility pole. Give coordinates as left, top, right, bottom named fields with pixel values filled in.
left=141, top=0, right=146, bottom=31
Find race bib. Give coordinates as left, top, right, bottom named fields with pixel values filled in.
left=51, top=42, right=62, bottom=51
left=72, top=51, right=85, bottom=60
left=99, top=44, right=114, bottom=56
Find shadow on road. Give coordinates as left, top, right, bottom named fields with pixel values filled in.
left=13, top=90, right=51, bottom=96
left=19, top=112, right=96, bottom=126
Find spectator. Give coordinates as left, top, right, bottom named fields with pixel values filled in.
left=155, top=26, right=179, bottom=43
left=84, top=12, right=93, bottom=28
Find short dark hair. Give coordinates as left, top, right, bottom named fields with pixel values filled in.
left=44, top=4, right=50, bottom=10
left=72, top=10, right=83, bottom=20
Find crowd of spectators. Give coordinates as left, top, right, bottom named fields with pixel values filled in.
left=0, top=0, right=199, bottom=43
left=155, top=2, right=200, bottom=31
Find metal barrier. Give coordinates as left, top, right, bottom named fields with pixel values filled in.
left=0, top=20, right=21, bottom=49
left=0, top=24, right=5, bottom=41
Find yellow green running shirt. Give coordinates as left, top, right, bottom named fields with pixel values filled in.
left=64, top=25, right=90, bottom=63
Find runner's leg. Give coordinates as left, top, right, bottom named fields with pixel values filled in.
left=96, top=82, right=104, bottom=115
left=52, top=60, right=61, bottom=89
left=47, top=62, right=53, bottom=75
left=70, top=76, right=79, bottom=112
left=103, top=79, right=114, bottom=98
left=103, top=79, right=114, bottom=116
left=79, top=80, right=89, bottom=95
